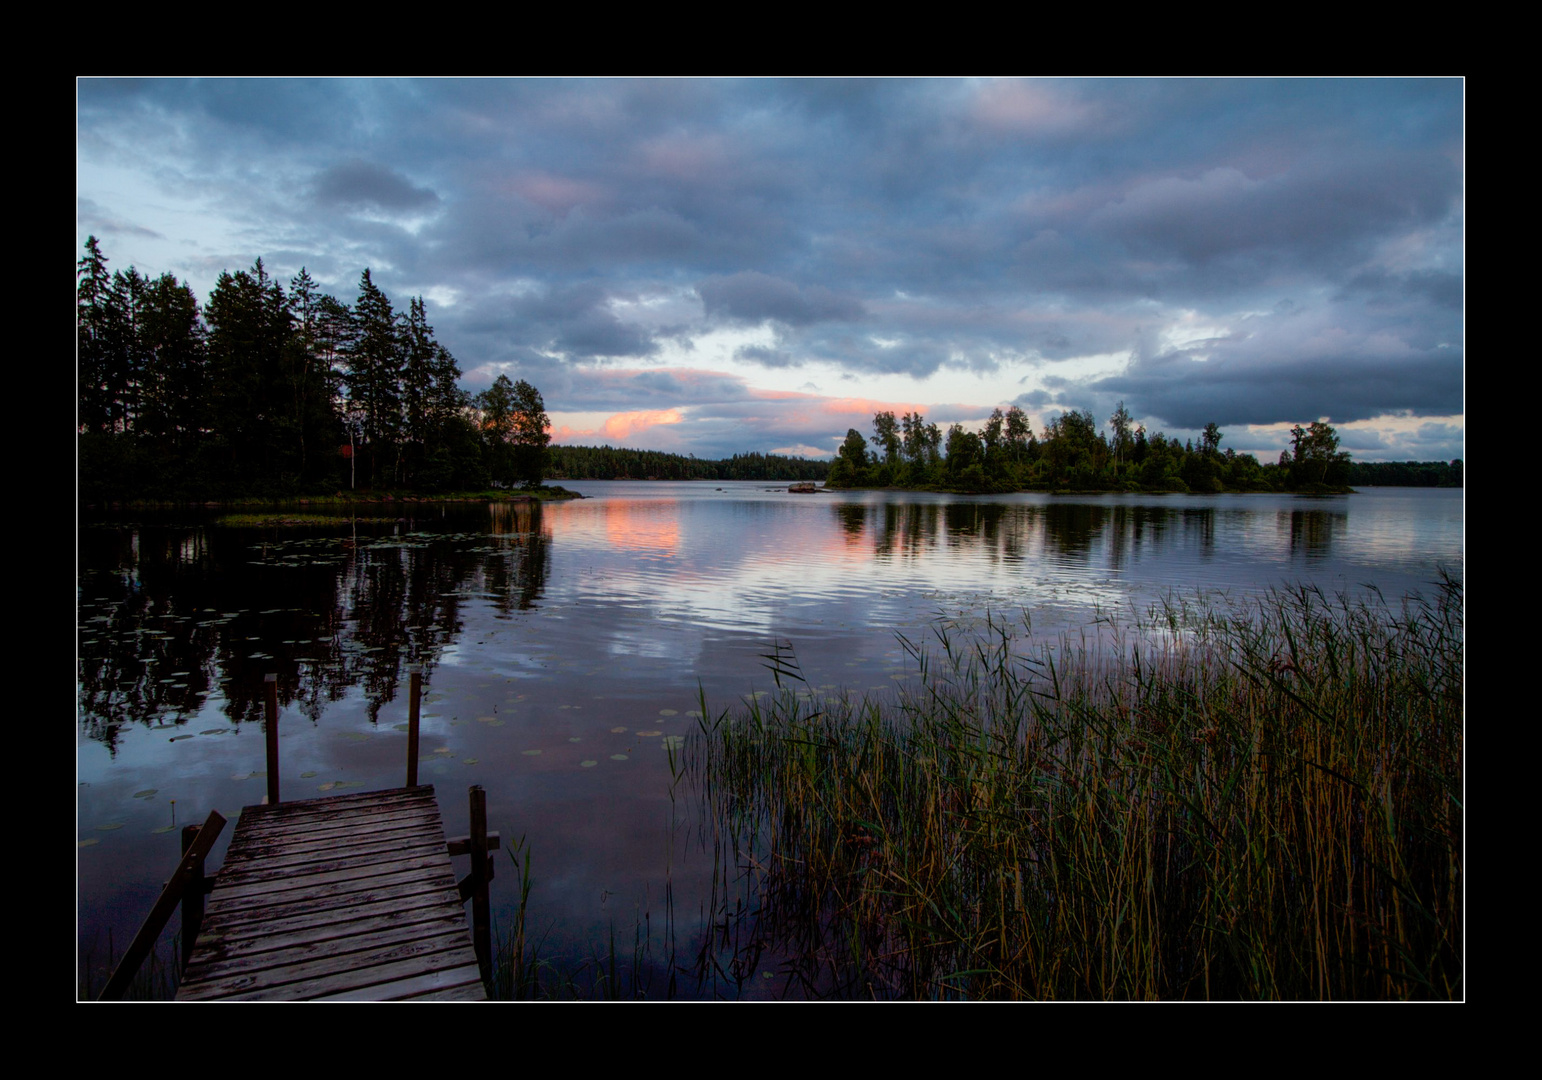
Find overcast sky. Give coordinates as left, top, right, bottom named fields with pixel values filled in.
left=76, top=77, right=1464, bottom=463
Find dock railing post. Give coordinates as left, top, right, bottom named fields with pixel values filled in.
left=180, top=823, right=208, bottom=976
left=470, top=785, right=491, bottom=983
left=264, top=673, right=280, bottom=805
left=406, top=664, right=422, bottom=787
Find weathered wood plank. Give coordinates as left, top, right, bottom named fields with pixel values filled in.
left=310, top=963, right=486, bottom=1002
left=180, top=939, right=481, bottom=1001
left=197, top=868, right=459, bottom=923
left=192, top=886, right=466, bottom=951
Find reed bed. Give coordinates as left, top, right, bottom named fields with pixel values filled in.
left=687, top=577, right=1463, bottom=1000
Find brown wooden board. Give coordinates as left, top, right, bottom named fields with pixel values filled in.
left=175, top=785, right=487, bottom=1001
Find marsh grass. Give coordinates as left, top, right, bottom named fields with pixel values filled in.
left=688, top=577, right=1463, bottom=1000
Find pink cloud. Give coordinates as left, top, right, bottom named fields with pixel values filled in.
left=601, top=408, right=685, bottom=440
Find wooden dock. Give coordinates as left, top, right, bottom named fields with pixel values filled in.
left=175, top=785, right=488, bottom=1001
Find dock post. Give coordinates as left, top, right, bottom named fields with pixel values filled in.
left=264, top=673, right=280, bottom=805
left=180, top=822, right=207, bottom=975
left=470, top=784, right=491, bottom=983
left=406, top=664, right=422, bottom=787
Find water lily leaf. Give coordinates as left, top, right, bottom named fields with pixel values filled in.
left=463, top=758, right=478, bottom=765
left=637, top=730, right=662, bottom=738
left=610, top=726, right=628, bottom=733
left=78, top=838, right=99, bottom=847
left=610, top=754, right=629, bottom=761
left=659, top=709, right=678, bottom=716
left=299, top=771, right=318, bottom=779
left=96, top=823, right=125, bottom=831
left=568, top=737, right=583, bottom=743
left=168, top=734, right=194, bottom=742
left=522, top=749, right=542, bottom=756
left=580, top=760, right=598, bottom=768
left=661, top=736, right=685, bottom=750
left=132, top=789, right=158, bottom=799
left=150, top=824, right=177, bottom=834
left=393, top=724, right=410, bottom=732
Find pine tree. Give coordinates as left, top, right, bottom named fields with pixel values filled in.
left=344, top=270, right=402, bottom=487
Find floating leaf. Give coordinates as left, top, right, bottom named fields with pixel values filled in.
left=463, top=758, right=479, bottom=765
left=150, top=824, right=177, bottom=835
left=199, top=729, right=228, bottom=736
left=610, top=726, right=628, bottom=734
left=637, top=730, right=662, bottom=738
left=522, top=749, right=542, bottom=756
left=568, top=737, right=583, bottom=743
left=659, top=709, right=678, bottom=717
left=393, top=723, right=410, bottom=732
left=580, top=760, right=598, bottom=768
left=610, top=754, right=629, bottom=761
left=318, top=782, right=336, bottom=791
left=168, top=735, right=194, bottom=742
left=662, top=736, right=685, bottom=750
left=95, top=823, right=125, bottom=831
left=78, top=838, right=100, bottom=848
left=132, top=789, right=158, bottom=799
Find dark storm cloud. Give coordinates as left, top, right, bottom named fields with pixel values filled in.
left=1096, top=347, right=1462, bottom=430
left=312, top=160, right=439, bottom=212
left=699, top=272, right=865, bottom=327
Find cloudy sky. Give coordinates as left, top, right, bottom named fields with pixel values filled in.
left=76, top=77, right=1464, bottom=464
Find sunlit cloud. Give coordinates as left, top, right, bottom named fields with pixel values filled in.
left=601, top=408, right=685, bottom=441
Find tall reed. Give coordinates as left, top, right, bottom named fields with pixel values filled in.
left=688, top=577, right=1463, bottom=999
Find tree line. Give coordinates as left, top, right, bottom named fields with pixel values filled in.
left=824, top=404, right=1443, bottom=493
left=548, top=445, right=829, bottom=482
left=77, top=237, right=552, bottom=501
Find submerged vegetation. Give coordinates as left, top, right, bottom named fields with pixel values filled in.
left=683, top=579, right=1462, bottom=999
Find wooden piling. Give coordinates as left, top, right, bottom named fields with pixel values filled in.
left=406, top=664, right=422, bottom=788
left=98, top=810, right=227, bottom=1000
left=263, top=673, right=280, bottom=805
left=180, top=822, right=208, bottom=975
left=469, top=785, right=490, bottom=984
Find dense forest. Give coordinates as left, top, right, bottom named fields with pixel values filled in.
left=826, top=406, right=1462, bottom=493
left=548, top=445, right=828, bottom=482
left=76, top=238, right=826, bottom=503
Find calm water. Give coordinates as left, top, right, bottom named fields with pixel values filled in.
left=76, top=483, right=1463, bottom=997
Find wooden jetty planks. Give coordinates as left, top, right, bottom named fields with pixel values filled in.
left=176, top=785, right=486, bottom=1002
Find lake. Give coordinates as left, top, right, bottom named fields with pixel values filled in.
left=76, top=483, right=1463, bottom=998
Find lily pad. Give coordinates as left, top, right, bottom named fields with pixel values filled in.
left=78, top=837, right=100, bottom=847
left=662, top=736, right=686, bottom=750
left=132, top=789, right=158, bottom=799
left=168, top=734, right=195, bottom=742
left=521, top=749, right=542, bottom=756
left=659, top=709, right=678, bottom=717
left=299, top=771, right=318, bottom=778
left=580, top=760, right=598, bottom=768
left=462, top=758, right=479, bottom=765
left=610, top=726, right=628, bottom=733
left=150, top=824, right=177, bottom=834
left=610, top=754, right=629, bottom=761
left=95, top=823, right=125, bottom=831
